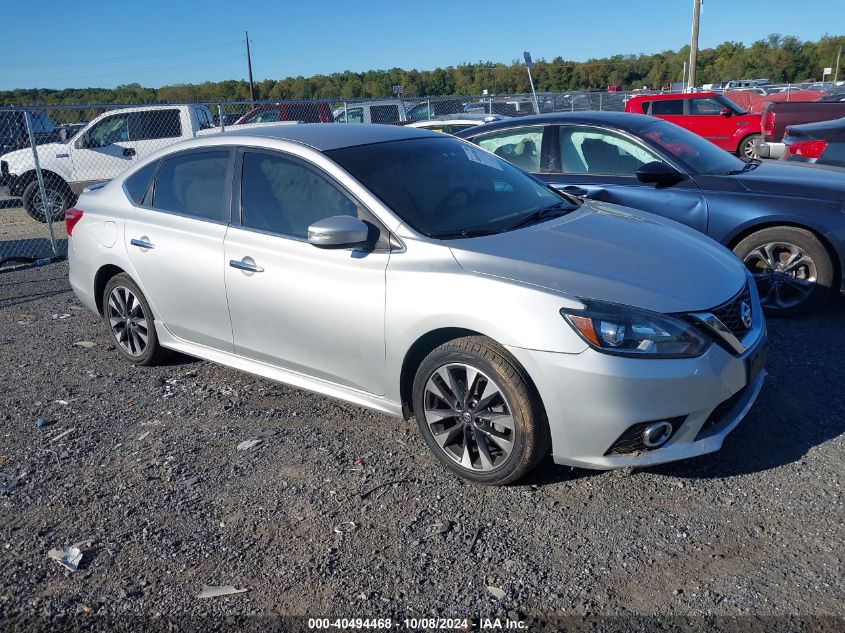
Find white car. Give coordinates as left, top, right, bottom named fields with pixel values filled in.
left=406, top=114, right=509, bottom=135
left=333, top=100, right=407, bottom=125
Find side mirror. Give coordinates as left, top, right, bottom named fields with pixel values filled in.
left=635, top=161, right=684, bottom=187
left=719, top=107, right=732, bottom=117
left=307, top=215, right=369, bottom=248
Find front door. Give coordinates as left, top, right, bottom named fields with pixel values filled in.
left=72, top=111, right=138, bottom=185
left=542, top=124, right=709, bottom=233
left=124, top=148, right=234, bottom=351
left=685, top=97, right=734, bottom=152
left=224, top=149, right=388, bottom=395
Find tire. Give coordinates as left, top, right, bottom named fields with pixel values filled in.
left=738, top=134, right=762, bottom=159
left=412, top=336, right=550, bottom=485
left=733, top=226, right=833, bottom=316
left=22, top=179, right=72, bottom=223
left=102, top=273, right=170, bottom=366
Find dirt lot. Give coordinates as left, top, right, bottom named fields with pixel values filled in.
left=0, top=197, right=66, bottom=264
left=0, top=261, right=843, bottom=632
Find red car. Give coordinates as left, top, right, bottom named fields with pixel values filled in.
left=625, top=92, right=762, bottom=158
left=234, top=102, right=333, bottom=125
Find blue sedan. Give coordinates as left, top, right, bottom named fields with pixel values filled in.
left=456, top=112, right=845, bottom=315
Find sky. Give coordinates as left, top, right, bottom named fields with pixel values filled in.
left=1, top=0, right=843, bottom=90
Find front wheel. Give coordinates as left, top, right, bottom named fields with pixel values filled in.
left=738, top=134, right=762, bottom=159
left=22, top=179, right=72, bottom=223
left=412, top=336, right=549, bottom=485
left=733, top=226, right=833, bottom=316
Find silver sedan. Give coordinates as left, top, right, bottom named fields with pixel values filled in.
left=66, top=124, right=767, bottom=484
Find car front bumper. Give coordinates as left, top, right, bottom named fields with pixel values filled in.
left=506, top=334, right=767, bottom=470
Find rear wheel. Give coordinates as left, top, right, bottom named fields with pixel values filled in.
left=22, top=179, right=72, bottom=223
left=738, top=134, right=762, bottom=159
left=733, top=226, right=833, bottom=316
left=102, top=273, right=170, bottom=366
left=412, top=336, right=549, bottom=485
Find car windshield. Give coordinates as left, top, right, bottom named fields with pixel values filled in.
left=640, top=120, right=746, bottom=175
left=327, top=137, right=572, bottom=238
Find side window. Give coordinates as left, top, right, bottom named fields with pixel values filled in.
left=370, top=105, right=400, bottom=124
left=129, top=110, right=182, bottom=141
left=336, top=107, right=363, bottom=124
left=248, top=109, right=281, bottom=124
left=559, top=127, right=659, bottom=176
left=240, top=151, right=358, bottom=239
left=85, top=113, right=130, bottom=147
left=650, top=99, right=684, bottom=115
left=152, top=150, right=230, bottom=222
left=639, top=101, right=651, bottom=115
left=476, top=127, right=544, bottom=172
left=32, top=112, right=53, bottom=133
left=689, top=98, right=723, bottom=115
left=125, top=160, right=159, bottom=204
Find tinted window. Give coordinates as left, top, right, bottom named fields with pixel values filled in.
left=650, top=99, right=684, bottom=115
left=125, top=160, right=159, bottom=204
left=327, top=137, right=566, bottom=238
left=370, top=105, right=400, bottom=124
left=152, top=151, right=229, bottom=221
left=476, top=127, right=543, bottom=172
left=689, top=98, right=722, bottom=115
left=241, top=151, right=358, bottom=238
left=559, top=127, right=658, bottom=175
left=130, top=110, right=181, bottom=140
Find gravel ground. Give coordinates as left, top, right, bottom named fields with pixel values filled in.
left=0, top=261, right=843, bottom=632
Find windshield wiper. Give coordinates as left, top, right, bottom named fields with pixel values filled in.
left=503, top=202, right=574, bottom=232
left=723, top=160, right=761, bottom=175
left=430, top=228, right=500, bottom=239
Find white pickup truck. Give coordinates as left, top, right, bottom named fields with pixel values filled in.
left=0, top=104, right=282, bottom=221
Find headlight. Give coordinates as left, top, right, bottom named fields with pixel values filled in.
left=561, top=299, right=709, bottom=358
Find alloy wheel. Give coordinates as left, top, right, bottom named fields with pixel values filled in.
left=32, top=187, right=65, bottom=220
left=107, top=286, right=149, bottom=356
left=741, top=137, right=760, bottom=159
left=743, top=241, right=817, bottom=310
left=423, top=363, right=516, bottom=472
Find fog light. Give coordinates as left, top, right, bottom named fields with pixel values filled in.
left=642, top=421, right=674, bottom=448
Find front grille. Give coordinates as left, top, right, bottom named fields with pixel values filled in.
left=711, top=284, right=752, bottom=340
left=695, top=386, right=748, bottom=440
left=605, top=416, right=686, bottom=456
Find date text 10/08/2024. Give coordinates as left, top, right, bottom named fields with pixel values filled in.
left=307, top=618, right=528, bottom=630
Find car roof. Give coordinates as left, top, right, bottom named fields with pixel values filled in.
left=627, top=92, right=717, bottom=101
left=453, top=111, right=663, bottom=136
left=218, top=122, right=441, bottom=151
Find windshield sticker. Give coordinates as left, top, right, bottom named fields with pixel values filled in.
left=462, top=145, right=503, bottom=171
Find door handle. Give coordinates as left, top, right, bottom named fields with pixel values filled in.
left=123, top=147, right=136, bottom=157
left=229, top=258, right=264, bottom=273
left=130, top=238, right=155, bottom=250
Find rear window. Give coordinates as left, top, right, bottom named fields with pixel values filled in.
left=650, top=100, right=684, bottom=115
left=152, top=150, right=230, bottom=221
left=125, top=160, right=159, bottom=204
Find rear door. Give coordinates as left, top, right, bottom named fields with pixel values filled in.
left=124, top=148, right=234, bottom=351
left=544, top=124, right=709, bottom=233
left=128, top=109, right=185, bottom=159
left=223, top=148, right=389, bottom=394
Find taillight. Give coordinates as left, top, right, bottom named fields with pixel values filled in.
left=762, top=111, right=774, bottom=138
left=65, top=208, right=84, bottom=236
left=784, top=139, right=828, bottom=161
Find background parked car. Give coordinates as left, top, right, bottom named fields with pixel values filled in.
left=0, top=109, right=66, bottom=157
left=234, top=102, right=333, bottom=124
left=456, top=112, right=845, bottom=315
left=405, top=99, right=466, bottom=122
left=333, top=100, right=407, bottom=124
left=405, top=113, right=509, bottom=135
left=758, top=101, right=845, bottom=158
left=625, top=92, right=763, bottom=158
left=781, top=117, right=845, bottom=168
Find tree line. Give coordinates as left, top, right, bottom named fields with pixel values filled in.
left=2, top=33, right=843, bottom=106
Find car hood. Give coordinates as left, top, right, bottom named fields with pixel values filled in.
left=734, top=161, right=845, bottom=202
left=448, top=201, right=746, bottom=314
left=1, top=142, right=68, bottom=167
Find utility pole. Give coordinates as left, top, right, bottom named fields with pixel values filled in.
left=245, top=30, right=255, bottom=103
left=688, top=0, right=702, bottom=91
left=835, top=44, right=842, bottom=83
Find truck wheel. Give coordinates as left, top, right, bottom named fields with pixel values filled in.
left=22, top=179, right=72, bottom=223
left=734, top=226, right=833, bottom=316
left=738, top=134, right=762, bottom=159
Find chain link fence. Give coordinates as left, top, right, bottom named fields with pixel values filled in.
left=3, top=83, right=844, bottom=270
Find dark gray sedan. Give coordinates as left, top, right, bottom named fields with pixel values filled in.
left=457, top=112, right=845, bottom=315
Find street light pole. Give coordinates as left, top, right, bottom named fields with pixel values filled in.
left=688, top=0, right=702, bottom=92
